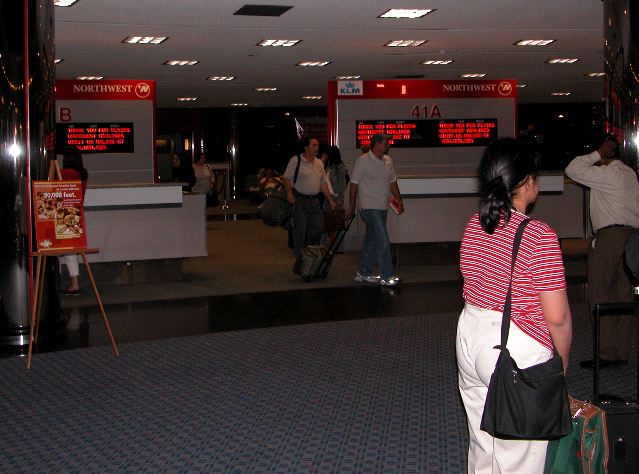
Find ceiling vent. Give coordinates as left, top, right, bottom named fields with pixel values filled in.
left=234, top=5, right=293, bottom=16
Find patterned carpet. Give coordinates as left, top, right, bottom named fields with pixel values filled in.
left=0, top=307, right=635, bottom=472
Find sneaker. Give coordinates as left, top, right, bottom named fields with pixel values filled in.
left=379, top=276, right=400, bottom=287
left=354, top=272, right=380, bottom=283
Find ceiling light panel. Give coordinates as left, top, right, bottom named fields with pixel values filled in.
left=54, top=58, right=63, bottom=64
left=546, top=58, right=579, bottom=64
left=76, top=76, right=103, bottom=80
left=550, top=92, right=571, bottom=96
left=302, top=96, right=322, bottom=100
left=164, top=60, right=199, bottom=66
left=586, top=72, right=605, bottom=77
left=122, top=36, right=167, bottom=45
left=460, top=73, right=486, bottom=78
left=230, top=103, right=248, bottom=107
left=54, top=0, right=79, bottom=6
left=515, top=39, right=555, bottom=46
left=207, top=76, right=236, bottom=81
left=379, top=9, right=435, bottom=18
left=234, top=5, right=293, bottom=16
left=422, top=60, right=453, bottom=65
left=258, top=39, right=300, bottom=47
left=336, top=75, right=360, bottom=80
left=254, top=88, right=277, bottom=92
left=177, top=97, right=198, bottom=101
left=385, top=40, right=427, bottom=47
left=297, top=61, right=331, bottom=67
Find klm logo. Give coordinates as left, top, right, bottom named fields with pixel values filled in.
left=338, top=80, right=363, bottom=96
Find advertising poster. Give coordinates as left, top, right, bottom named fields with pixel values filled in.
left=33, top=181, right=87, bottom=251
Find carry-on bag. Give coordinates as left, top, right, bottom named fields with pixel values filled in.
left=297, top=214, right=354, bottom=281
left=544, top=396, right=609, bottom=473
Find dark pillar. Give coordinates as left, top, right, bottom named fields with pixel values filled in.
left=0, top=0, right=60, bottom=346
left=604, top=0, right=639, bottom=167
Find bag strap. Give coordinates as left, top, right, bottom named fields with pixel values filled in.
left=499, top=218, right=531, bottom=349
left=293, top=155, right=301, bottom=186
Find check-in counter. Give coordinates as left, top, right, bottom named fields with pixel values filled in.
left=83, top=183, right=207, bottom=263
left=345, top=172, right=584, bottom=248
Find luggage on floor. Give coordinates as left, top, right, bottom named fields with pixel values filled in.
left=592, top=303, right=639, bottom=473
left=297, top=214, right=354, bottom=281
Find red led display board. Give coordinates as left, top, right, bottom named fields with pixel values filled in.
left=356, top=119, right=498, bottom=148
left=55, top=123, right=134, bottom=153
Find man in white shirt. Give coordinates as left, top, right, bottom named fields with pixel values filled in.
left=346, top=133, right=404, bottom=287
left=566, top=133, right=639, bottom=367
left=282, top=137, right=335, bottom=274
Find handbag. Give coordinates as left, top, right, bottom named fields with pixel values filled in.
left=544, top=396, right=609, bottom=473
left=480, top=218, right=572, bottom=440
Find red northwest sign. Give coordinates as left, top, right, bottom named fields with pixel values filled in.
left=33, top=181, right=87, bottom=252
left=55, top=79, right=156, bottom=101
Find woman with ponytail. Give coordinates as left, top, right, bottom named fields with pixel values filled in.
left=456, top=138, right=572, bottom=472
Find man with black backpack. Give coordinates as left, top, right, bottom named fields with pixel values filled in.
left=282, top=136, right=336, bottom=274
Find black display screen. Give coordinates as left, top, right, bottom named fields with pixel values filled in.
left=55, top=122, right=134, bottom=153
left=356, top=119, right=498, bottom=148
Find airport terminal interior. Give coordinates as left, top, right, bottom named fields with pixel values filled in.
left=1, top=1, right=639, bottom=472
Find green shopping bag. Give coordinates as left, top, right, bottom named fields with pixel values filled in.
left=545, top=397, right=609, bottom=473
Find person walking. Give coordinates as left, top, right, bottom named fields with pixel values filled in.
left=282, top=137, right=336, bottom=274
left=346, top=133, right=404, bottom=287
left=456, top=138, right=572, bottom=472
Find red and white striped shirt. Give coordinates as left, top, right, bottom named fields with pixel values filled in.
left=460, top=210, right=566, bottom=350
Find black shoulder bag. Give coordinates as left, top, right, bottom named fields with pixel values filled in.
left=480, top=218, right=572, bottom=440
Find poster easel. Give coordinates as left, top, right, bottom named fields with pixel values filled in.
left=27, top=160, right=119, bottom=368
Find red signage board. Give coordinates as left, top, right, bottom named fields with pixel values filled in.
left=33, top=181, right=87, bottom=252
left=55, top=79, right=155, bottom=101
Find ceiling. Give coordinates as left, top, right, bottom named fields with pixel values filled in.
left=54, top=0, right=605, bottom=108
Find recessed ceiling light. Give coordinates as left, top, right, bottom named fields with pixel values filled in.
left=550, top=92, right=571, bottom=96
left=302, top=96, right=322, bottom=100
left=297, top=61, right=331, bottom=67
left=177, top=97, right=198, bottom=101
left=75, top=76, right=103, bottom=80
left=336, top=75, right=361, bottom=80
left=514, top=39, right=555, bottom=46
left=385, top=40, right=427, bottom=47
left=164, top=60, right=199, bottom=66
left=546, top=58, right=579, bottom=64
left=230, top=103, right=249, bottom=107
left=254, top=87, right=277, bottom=92
left=54, top=58, right=63, bottom=64
left=207, top=76, right=236, bottom=81
left=460, top=73, right=486, bottom=78
left=54, top=0, right=79, bottom=6
left=122, top=36, right=167, bottom=45
left=258, top=39, right=301, bottom=47
left=517, top=84, right=527, bottom=88
left=379, top=9, right=435, bottom=19
left=421, top=60, right=453, bottom=65
left=586, top=72, right=605, bottom=77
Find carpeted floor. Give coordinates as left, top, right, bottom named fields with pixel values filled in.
left=1, top=305, right=635, bottom=472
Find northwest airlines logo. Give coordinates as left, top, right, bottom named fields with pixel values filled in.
left=135, top=82, right=151, bottom=98
left=498, top=82, right=513, bottom=96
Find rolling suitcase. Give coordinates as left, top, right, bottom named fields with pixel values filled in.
left=298, top=213, right=354, bottom=281
left=593, top=303, right=639, bottom=473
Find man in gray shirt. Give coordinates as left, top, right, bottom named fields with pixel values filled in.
left=346, top=133, right=404, bottom=286
left=283, top=137, right=335, bottom=274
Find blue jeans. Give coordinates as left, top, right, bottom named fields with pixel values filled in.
left=358, top=209, right=393, bottom=279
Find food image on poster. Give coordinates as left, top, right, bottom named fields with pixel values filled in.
left=33, top=181, right=87, bottom=251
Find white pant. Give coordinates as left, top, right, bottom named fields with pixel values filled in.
left=456, top=303, right=552, bottom=473
left=61, top=254, right=80, bottom=277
